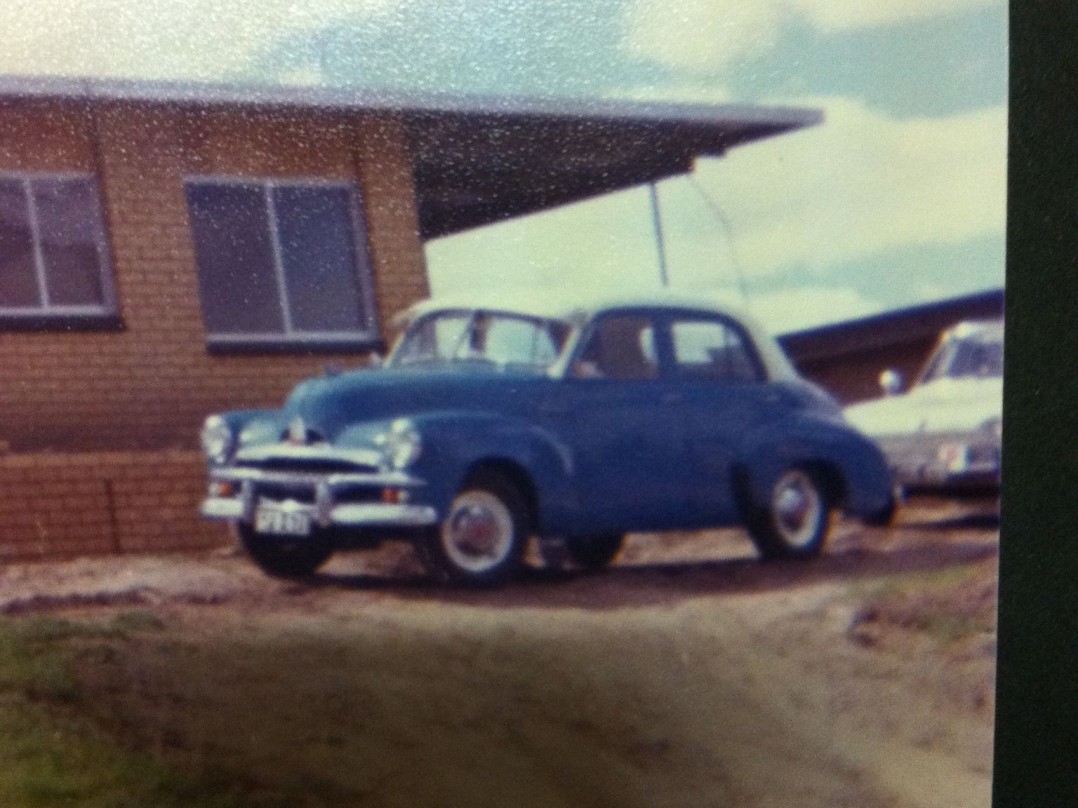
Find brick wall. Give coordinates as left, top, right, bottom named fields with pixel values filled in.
left=0, top=450, right=226, bottom=561
left=0, top=99, right=429, bottom=454
left=0, top=98, right=430, bottom=558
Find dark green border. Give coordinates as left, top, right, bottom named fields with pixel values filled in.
left=993, top=4, right=1078, bottom=806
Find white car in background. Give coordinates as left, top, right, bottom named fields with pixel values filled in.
left=844, top=320, right=1003, bottom=495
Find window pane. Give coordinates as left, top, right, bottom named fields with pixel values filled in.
left=186, top=183, right=283, bottom=335
left=576, top=316, right=658, bottom=379
left=672, top=319, right=759, bottom=382
left=474, top=314, right=563, bottom=367
left=274, top=186, right=365, bottom=333
left=394, top=313, right=471, bottom=365
left=0, top=179, right=38, bottom=307
left=34, top=177, right=107, bottom=306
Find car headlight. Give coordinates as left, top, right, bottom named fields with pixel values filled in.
left=200, top=415, right=234, bottom=464
left=374, top=418, right=422, bottom=470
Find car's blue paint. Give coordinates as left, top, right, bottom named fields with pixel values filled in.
left=209, top=302, right=894, bottom=537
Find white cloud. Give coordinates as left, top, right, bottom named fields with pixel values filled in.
left=0, top=0, right=397, bottom=80
left=624, top=0, right=1003, bottom=71
left=789, top=0, right=1001, bottom=32
left=742, top=286, right=883, bottom=333
left=690, top=98, right=1007, bottom=278
left=427, top=96, right=1005, bottom=326
left=427, top=185, right=668, bottom=298
left=624, top=0, right=787, bottom=73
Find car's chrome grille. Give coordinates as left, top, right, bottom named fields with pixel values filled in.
left=236, top=458, right=380, bottom=475
left=255, top=482, right=383, bottom=505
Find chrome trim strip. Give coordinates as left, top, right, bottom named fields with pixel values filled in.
left=330, top=504, right=438, bottom=527
left=202, top=497, right=245, bottom=519
left=235, top=442, right=384, bottom=468
left=201, top=497, right=438, bottom=528
left=209, top=467, right=422, bottom=488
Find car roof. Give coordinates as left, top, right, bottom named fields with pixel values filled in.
left=399, top=288, right=759, bottom=324
left=945, top=319, right=1004, bottom=340
left=395, top=289, right=802, bottom=383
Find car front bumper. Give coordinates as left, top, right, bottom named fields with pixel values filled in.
left=200, top=465, right=439, bottom=530
left=880, top=433, right=1001, bottom=491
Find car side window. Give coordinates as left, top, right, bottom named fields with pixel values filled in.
left=473, top=314, right=563, bottom=366
left=671, top=318, right=761, bottom=382
left=573, top=315, right=659, bottom=380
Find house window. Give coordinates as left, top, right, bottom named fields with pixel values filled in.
left=184, top=178, right=379, bottom=351
left=0, top=173, right=117, bottom=327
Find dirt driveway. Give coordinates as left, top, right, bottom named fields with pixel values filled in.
left=0, top=498, right=997, bottom=807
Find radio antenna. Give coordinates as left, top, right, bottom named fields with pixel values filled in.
left=689, top=176, right=749, bottom=302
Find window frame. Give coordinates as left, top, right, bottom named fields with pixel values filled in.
left=0, top=170, right=120, bottom=330
left=666, top=311, right=766, bottom=384
left=568, top=309, right=664, bottom=382
left=183, top=175, right=381, bottom=353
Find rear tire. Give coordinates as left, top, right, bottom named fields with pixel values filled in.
left=745, top=468, right=832, bottom=561
left=421, top=472, right=529, bottom=587
left=238, top=524, right=333, bottom=579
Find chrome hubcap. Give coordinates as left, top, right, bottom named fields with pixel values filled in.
left=772, top=470, right=823, bottom=548
left=442, top=491, right=514, bottom=573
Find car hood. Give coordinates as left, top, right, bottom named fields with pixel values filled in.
left=844, top=377, right=1002, bottom=437
left=275, top=366, right=548, bottom=441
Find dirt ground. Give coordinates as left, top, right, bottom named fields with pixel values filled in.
left=0, top=498, right=998, bottom=807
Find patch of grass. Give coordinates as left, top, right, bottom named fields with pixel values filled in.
left=849, top=562, right=997, bottom=644
left=0, top=600, right=947, bottom=808
left=0, top=612, right=269, bottom=808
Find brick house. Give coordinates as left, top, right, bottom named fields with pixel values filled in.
left=0, top=77, right=817, bottom=560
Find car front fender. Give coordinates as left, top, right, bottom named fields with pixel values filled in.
left=405, top=411, right=580, bottom=531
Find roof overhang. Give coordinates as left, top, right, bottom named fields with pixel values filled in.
left=0, top=75, right=821, bottom=240
left=779, top=289, right=1006, bottom=364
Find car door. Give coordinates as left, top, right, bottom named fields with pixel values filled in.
left=551, top=311, right=692, bottom=533
left=666, top=313, right=786, bottom=524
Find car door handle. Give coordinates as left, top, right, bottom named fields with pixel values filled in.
left=661, top=391, right=683, bottom=405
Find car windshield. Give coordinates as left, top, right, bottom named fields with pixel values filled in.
left=389, top=310, right=572, bottom=372
left=919, top=332, right=1003, bottom=384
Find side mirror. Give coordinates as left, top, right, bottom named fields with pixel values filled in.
left=368, top=352, right=384, bottom=369
left=879, top=368, right=905, bottom=396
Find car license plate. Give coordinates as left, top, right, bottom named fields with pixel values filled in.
left=254, top=503, right=312, bottom=536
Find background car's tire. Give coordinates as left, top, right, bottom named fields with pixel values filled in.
left=863, top=488, right=899, bottom=527
left=566, top=534, right=624, bottom=570
left=421, top=472, right=529, bottom=587
left=238, top=524, right=333, bottom=579
left=745, top=467, right=832, bottom=561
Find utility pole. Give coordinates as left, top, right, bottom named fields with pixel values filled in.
left=648, top=182, right=669, bottom=287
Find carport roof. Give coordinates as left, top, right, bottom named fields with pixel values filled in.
left=0, top=75, right=821, bottom=239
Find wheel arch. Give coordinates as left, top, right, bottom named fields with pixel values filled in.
left=799, top=460, right=847, bottom=509
left=733, top=457, right=847, bottom=514
left=460, top=457, right=539, bottom=533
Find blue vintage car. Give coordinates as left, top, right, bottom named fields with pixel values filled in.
left=200, top=292, right=895, bottom=585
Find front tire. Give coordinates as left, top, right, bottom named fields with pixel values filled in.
left=421, top=473, right=529, bottom=587
left=745, top=468, right=832, bottom=560
left=238, top=525, right=333, bottom=579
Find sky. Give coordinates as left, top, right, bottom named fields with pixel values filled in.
left=0, top=0, right=1007, bottom=333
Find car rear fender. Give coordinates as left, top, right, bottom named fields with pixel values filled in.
left=735, top=417, right=893, bottom=518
